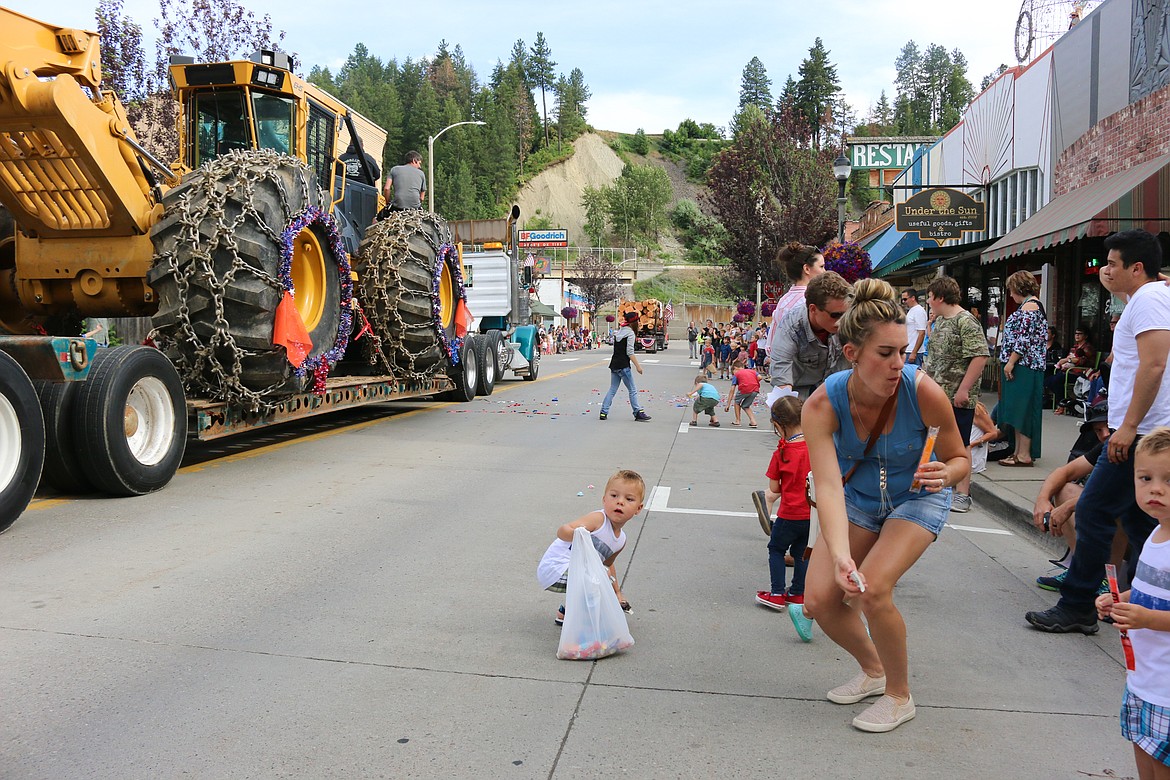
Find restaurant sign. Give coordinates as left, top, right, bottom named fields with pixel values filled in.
left=895, top=188, right=986, bottom=246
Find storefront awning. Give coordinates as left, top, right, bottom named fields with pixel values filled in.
left=529, top=300, right=557, bottom=318
left=870, top=228, right=931, bottom=278
left=875, top=249, right=921, bottom=278
left=982, top=152, right=1170, bottom=264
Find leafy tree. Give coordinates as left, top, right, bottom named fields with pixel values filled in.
left=706, top=107, right=836, bottom=287
left=582, top=186, right=608, bottom=247
left=870, top=90, right=895, bottom=132
left=738, top=57, right=773, bottom=112
left=524, top=213, right=554, bottom=230
left=794, top=38, right=840, bottom=148
left=893, top=41, right=973, bottom=134
left=981, top=64, right=1009, bottom=91
left=96, top=0, right=147, bottom=103
left=629, top=128, right=650, bottom=155
left=776, top=75, right=797, bottom=113
left=529, top=33, right=556, bottom=148
left=605, top=164, right=672, bottom=253
left=573, top=254, right=621, bottom=322
left=128, top=0, right=287, bottom=161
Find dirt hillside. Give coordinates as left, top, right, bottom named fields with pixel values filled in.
left=516, top=133, right=625, bottom=245
left=516, top=133, right=701, bottom=255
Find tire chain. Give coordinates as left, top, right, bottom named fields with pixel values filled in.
left=357, top=210, right=453, bottom=384
left=150, top=149, right=313, bottom=413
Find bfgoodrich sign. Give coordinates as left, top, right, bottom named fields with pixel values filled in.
left=895, top=188, right=987, bottom=246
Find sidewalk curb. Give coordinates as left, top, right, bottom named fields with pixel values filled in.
left=969, top=477, right=1066, bottom=556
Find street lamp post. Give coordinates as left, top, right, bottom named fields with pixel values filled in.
left=428, top=120, right=486, bottom=215
left=833, top=154, right=852, bottom=244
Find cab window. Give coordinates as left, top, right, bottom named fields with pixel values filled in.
left=189, top=90, right=250, bottom=168
left=252, top=92, right=295, bottom=155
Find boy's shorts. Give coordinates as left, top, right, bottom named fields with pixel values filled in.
left=546, top=571, right=569, bottom=593
left=1122, top=687, right=1170, bottom=766
left=735, top=391, right=757, bottom=409
left=694, top=397, right=717, bottom=415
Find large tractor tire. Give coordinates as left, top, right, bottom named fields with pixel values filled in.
left=72, top=346, right=187, bottom=496
left=0, top=350, right=44, bottom=533
left=35, top=381, right=93, bottom=495
left=475, top=331, right=498, bottom=396
left=354, top=211, right=463, bottom=381
left=148, top=150, right=348, bottom=408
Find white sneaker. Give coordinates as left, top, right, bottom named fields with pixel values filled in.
left=852, top=694, right=916, bottom=733
left=827, top=671, right=887, bottom=704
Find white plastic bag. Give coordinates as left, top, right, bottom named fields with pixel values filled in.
left=557, top=527, right=634, bottom=660
left=804, top=472, right=819, bottom=558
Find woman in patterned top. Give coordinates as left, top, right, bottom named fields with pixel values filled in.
left=998, top=270, right=1049, bottom=465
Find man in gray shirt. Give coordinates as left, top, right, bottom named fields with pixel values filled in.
left=384, top=150, right=426, bottom=210
left=768, top=271, right=851, bottom=398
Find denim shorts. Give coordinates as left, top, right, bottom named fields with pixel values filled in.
left=846, top=488, right=951, bottom=537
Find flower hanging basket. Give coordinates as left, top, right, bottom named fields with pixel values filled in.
left=737, top=300, right=756, bottom=318
left=605, top=314, right=615, bottom=322
left=822, top=242, right=873, bottom=284
left=761, top=301, right=777, bottom=318
left=732, top=313, right=745, bottom=323
left=561, top=306, right=579, bottom=320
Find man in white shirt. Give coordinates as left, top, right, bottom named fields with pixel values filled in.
left=901, top=288, right=928, bottom=365
left=1027, top=229, right=1169, bottom=634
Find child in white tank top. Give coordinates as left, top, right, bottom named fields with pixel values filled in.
left=536, top=470, right=645, bottom=625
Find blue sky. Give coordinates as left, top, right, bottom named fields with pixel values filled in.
left=30, top=0, right=1061, bottom=134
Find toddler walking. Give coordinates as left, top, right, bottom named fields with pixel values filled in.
left=1096, top=428, right=1170, bottom=778
left=755, top=395, right=815, bottom=641
left=537, top=470, right=645, bottom=625
left=689, top=374, right=722, bottom=427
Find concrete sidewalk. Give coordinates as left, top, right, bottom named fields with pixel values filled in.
left=968, top=408, right=1088, bottom=554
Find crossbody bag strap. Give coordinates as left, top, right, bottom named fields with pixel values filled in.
left=807, top=376, right=902, bottom=511
left=840, top=376, right=901, bottom=486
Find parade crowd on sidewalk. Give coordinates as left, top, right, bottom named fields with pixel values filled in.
left=559, top=228, right=1170, bottom=766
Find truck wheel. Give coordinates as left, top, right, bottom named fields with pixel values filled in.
left=475, top=332, right=499, bottom=395
left=35, top=381, right=93, bottom=494
left=0, top=351, right=44, bottom=532
left=73, top=346, right=188, bottom=496
left=442, top=335, right=478, bottom=402
left=355, top=212, right=461, bottom=380
left=523, top=347, right=540, bottom=381
left=149, top=150, right=345, bottom=405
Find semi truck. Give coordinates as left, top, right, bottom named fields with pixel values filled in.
left=454, top=209, right=541, bottom=393
left=0, top=7, right=509, bottom=531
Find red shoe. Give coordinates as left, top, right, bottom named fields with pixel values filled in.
left=755, top=591, right=788, bottom=610
left=786, top=593, right=805, bottom=605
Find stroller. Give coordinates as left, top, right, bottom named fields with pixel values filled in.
left=1061, top=373, right=1106, bottom=419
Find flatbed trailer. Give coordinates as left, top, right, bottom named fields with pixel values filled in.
left=189, top=374, right=453, bottom=440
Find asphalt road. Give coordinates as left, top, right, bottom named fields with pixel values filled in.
left=1, top=346, right=1136, bottom=779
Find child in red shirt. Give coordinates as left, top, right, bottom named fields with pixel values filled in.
left=756, top=395, right=814, bottom=640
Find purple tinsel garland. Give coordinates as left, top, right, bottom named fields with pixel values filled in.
left=277, top=206, right=353, bottom=389
left=434, top=243, right=465, bottom=364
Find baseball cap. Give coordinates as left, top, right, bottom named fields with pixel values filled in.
left=624, top=311, right=639, bottom=322
left=1081, top=403, right=1109, bottom=433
